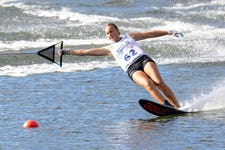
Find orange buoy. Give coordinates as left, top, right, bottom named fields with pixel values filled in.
left=23, top=120, right=39, bottom=128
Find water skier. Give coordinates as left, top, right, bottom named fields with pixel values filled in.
left=59, top=23, right=183, bottom=108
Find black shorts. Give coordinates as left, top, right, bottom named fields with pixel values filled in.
left=127, top=55, right=155, bottom=80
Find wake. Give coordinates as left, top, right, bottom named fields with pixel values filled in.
left=180, top=80, right=225, bottom=112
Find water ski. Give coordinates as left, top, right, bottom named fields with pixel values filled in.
left=139, top=99, right=186, bottom=117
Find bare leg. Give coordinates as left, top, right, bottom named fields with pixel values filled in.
left=143, top=62, right=180, bottom=108
left=157, top=82, right=180, bottom=107
left=132, top=70, right=166, bottom=105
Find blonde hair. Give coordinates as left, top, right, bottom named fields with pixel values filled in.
left=106, top=23, right=120, bottom=34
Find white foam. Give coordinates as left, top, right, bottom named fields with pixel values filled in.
left=167, top=0, right=225, bottom=10
left=29, top=7, right=119, bottom=24
left=0, top=39, right=110, bottom=51
left=156, top=20, right=225, bottom=40
left=0, top=39, right=55, bottom=51
left=0, top=0, right=17, bottom=6
left=155, top=56, right=225, bottom=66
left=1, top=0, right=224, bottom=67
left=0, top=60, right=117, bottom=77
left=180, top=80, right=225, bottom=112
left=0, top=1, right=119, bottom=25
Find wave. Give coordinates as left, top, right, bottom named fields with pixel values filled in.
left=1, top=20, right=224, bottom=51
left=0, top=0, right=119, bottom=25
left=167, top=0, right=225, bottom=10
left=23, top=6, right=119, bottom=24
left=181, top=80, right=225, bottom=112
left=1, top=0, right=224, bottom=32
left=0, top=38, right=225, bottom=72
left=0, top=39, right=110, bottom=51
left=0, top=60, right=117, bottom=77
left=1, top=55, right=225, bottom=77
left=1, top=0, right=225, bottom=76
left=1, top=0, right=224, bottom=39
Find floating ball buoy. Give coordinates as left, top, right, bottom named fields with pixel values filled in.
left=23, top=120, right=39, bottom=128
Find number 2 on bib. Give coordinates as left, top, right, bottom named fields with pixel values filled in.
left=124, top=49, right=137, bottom=61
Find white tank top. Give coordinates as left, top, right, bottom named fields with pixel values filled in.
left=108, top=35, right=146, bottom=72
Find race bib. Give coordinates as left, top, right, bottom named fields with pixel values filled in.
left=109, top=35, right=145, bottom=71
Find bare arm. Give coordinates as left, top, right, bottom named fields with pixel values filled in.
left=62, top=47, right=112, bottom=56
left=129, top=30, right=170, bottom=41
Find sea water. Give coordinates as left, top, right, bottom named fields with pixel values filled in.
left=0, top=0, right=225, bottom=149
